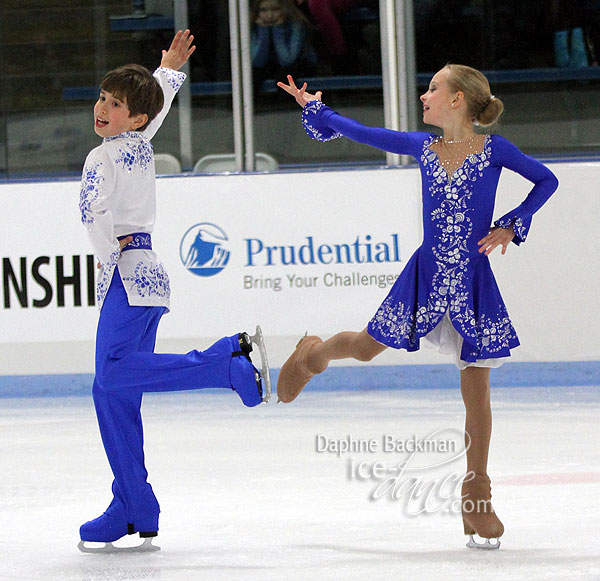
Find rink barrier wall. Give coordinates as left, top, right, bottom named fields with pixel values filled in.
left=1, top=162, right=599, bottom=376
left=0, top=361, right=598, bottom=398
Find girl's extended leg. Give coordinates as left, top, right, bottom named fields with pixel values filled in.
left=459, top=367, right=504, bottom=543
left=277, top=328, right=386, bottom=402
left=308, top=328, right=388, bottom=372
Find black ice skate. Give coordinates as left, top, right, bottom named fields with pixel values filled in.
left=78, top=519, right=160, bottom=554
left=235, top=325, right=271, bottom=403
left=78, top=501, right=161, bottom=554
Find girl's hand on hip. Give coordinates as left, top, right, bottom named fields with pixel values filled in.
left=277, top=75, right=322, bottom=107
left=478, top=227, right=514, bottom=256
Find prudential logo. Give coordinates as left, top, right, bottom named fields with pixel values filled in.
left=180, top=223, right=230, bottom=277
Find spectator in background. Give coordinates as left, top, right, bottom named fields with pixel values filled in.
left=251, top=0, right=316, bottom=88
left=583, top=0, right=600, bottom=65
left=295, top=0, right=362, bottom=73
left=552, top=0, right=595, bottom=67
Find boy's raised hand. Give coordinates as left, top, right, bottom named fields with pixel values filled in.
left=160, top=29, right=196, bottom=71
left=277, top=75, right=322, bottom=107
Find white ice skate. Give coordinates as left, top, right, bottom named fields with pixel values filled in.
left=466, top=534, right=501, bottom=550
left=249, top=325, right=271, bottom=403
left=78, top=536, right=160, bottom=554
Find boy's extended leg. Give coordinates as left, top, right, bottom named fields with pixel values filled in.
left=80, top=273, right=265, bottom=550
left=94, top=274, right=264, bottom=405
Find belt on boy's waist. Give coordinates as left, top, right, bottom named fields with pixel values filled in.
left=117, top=232, right=152, bottom=251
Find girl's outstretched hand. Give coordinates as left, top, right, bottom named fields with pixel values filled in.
left=160, top=29, right=196, bottom=71
left=477, top=226, right=515, bottom=256
left=277, top=75, right=322, bottom=107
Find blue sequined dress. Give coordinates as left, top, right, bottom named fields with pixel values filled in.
left=302, top=101, right=559, bottom=363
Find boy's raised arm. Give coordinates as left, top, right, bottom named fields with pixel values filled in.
left=143, top=30, right=196, bottom=140
left=160, top=29, right=196, bottom=71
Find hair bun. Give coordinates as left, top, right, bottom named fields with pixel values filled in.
left=477, top=95, right=504, bottom=128
left=444, top=65, right=504, bottom=128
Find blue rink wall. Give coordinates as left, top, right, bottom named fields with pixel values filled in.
left=1, top=361, right=598, bottom=398
left=1, top=163, right=599, bottom=396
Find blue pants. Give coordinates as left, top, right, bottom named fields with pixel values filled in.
left=91, top=269, right=247, bottom=534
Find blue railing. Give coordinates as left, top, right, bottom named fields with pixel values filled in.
left=62, top=67, right=600, bottom=101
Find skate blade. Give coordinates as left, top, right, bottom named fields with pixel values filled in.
left=249, top=325, right=271, bottom=403
left=78, top=537, right=161, bottom=554
left=466, top=535, right=501, bottom=550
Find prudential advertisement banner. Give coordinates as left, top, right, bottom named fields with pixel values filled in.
left=0, top=169, right=422, bottom=368
left=156, top=170, right=423, bottom=341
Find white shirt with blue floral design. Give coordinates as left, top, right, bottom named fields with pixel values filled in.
left=79, top=67, right=186, bottom=310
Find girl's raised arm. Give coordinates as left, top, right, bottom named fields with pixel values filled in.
left=277, top=75, right=322, bottom=107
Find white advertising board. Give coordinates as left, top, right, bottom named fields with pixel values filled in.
left=0, top=168, right=421, bottom=372
left=0, top=161, right=598, bottom=375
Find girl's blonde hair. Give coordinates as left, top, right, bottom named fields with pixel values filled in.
left=444, top=64, right=504, bottom=127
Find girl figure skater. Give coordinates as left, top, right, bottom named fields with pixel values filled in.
left=277, top=65, right=558, bottom=549
left=78, top=31, right=270, bottom=553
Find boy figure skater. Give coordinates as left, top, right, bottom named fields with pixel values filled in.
left=78, top=30, right=270, bottom=553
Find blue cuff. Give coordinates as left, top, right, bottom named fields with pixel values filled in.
left=494, top=214, right=530, bottom=245
left=302, top=101, right=342, bottom=142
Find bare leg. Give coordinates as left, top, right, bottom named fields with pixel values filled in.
left=460, top=367, right=491, bottom=474
left=459, top=366, right=504, bottom=542
left=307, top=328, right=388, bottom=374
left=277, top=328, right=386, bottom=403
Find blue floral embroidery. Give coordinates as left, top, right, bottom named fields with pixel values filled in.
left=104, top=131, right=139, bottom=143
left=494, top=216, right=527, bottom=242
left=79, top=161, right=103, bottom=225
left=115, top=139, right=154, bottom=173
left=370, top=299, right=417, bottom=348
left=302, top=101, right=342, bottom=142
left=514, top=218, right=526, bottom=241
left=119, top=233, right=152, bottom=251
left=419, top=135, right=492, bottom=340
left=156, top=67, right=186, bottom=91
left=96, top=249, right=121, bottom=307
left=371, top=297, right=517, bottom=358
left=475, top=309, right=518, bottom=355
left=122, top=261, right=170, bottom=299
left=369, top=135, right=517, bottom=357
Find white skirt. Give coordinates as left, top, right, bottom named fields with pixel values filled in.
left=422, top=311, right=507, bottom=370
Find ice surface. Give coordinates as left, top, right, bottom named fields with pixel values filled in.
left=1, top=386, right=599, bottom=580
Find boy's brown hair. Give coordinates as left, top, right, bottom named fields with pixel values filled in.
left=100, top=64, right=164, bottom=131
